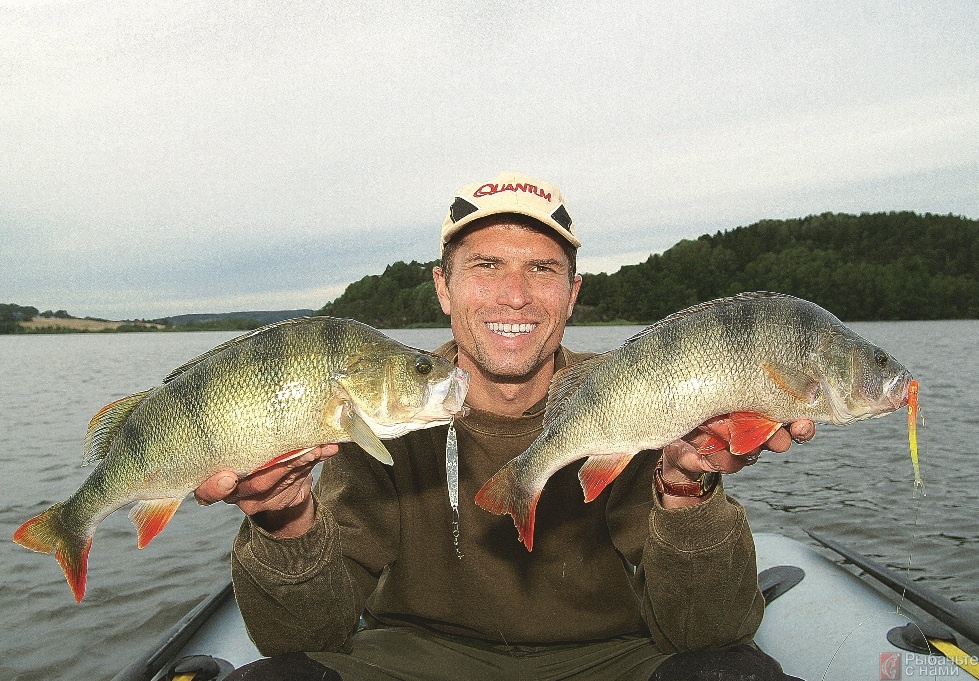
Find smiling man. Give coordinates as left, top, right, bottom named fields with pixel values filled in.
left=433, top=214, right=581, bottom=416
left=204, top=172, right=811, bottom=681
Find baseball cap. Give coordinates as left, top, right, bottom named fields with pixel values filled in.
left=440, top=171, right=581, bottom=254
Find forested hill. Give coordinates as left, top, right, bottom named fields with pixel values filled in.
left=317, top=212, right=979, bottom=326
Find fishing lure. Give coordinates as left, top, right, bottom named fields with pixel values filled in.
left=907, top=380, right=924, bottom=497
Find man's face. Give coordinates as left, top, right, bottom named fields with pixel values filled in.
left=434, top=219, right=581, bottom=383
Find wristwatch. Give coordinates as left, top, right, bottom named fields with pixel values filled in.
left=654, top=458, right=720, bottom=498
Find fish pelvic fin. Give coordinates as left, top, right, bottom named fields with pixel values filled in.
left=578, top=453, right=634, bottom=502
left=699, top=412, right=783, bottom=456
left=341, top=406, right=394, bottom=465
left=252, top=447, right=315, bottom=473
left=130, top=498, right=184, bottom=549
left=475, top=461, right=541, bottom=552
left=13, top=502, right=93, bottom=602
left=84, top=389, right=153, bottom=466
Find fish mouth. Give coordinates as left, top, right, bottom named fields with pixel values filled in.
left=428, top=367, right=470, bottom=417
left=884, top=370, right=914, bottom=410
left=485, top=322, right=538, bottom=338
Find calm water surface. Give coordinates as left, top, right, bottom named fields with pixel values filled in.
left=1, top=322, right=977, bottom=680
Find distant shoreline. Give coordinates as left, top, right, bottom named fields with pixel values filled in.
left=18, top=318, right=167, bottom=333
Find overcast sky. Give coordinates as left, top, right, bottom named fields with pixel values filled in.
left=2, top=0, right=977, bottom=320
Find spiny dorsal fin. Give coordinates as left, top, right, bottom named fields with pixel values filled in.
left=162, top=316, right=314, bottom=383
left=623, top=292, right=793, bottom=346
left=544, top=354, right=608, bottom=427
left=83, top=389, right=153, bottom=465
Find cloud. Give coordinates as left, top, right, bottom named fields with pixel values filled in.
left=1, top=0, right=977, bottom=318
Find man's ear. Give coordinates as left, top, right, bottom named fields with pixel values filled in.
left=433, top=266, right=451, bottom=315
left=567, top=274, right=582, bottom=319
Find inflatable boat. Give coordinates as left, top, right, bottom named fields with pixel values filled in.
left=111, top=532, right=979, bottom=681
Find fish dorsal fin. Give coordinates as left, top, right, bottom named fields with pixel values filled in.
left=341, top=405, right=395, bottom=466
left=623, top=292, right=793, bottom=346
left=83, top=389, right=153, bottom=465
left=162, top=317, right=313, bottom=383
left=544, top=354, right=608, bottom=427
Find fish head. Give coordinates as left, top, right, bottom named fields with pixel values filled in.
left=341, top=348, right=470, bottom=438
left=816, top=327, right=913, bottom=424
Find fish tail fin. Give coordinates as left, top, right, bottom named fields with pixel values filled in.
left=475, top=461, right=541, bottom=552
left=578, top=454, right=635, bottom=502
left=13, top=503, right=92, bottom=602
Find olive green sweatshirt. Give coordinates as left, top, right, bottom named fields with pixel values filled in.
left=231, top=344, right=764, bottom=657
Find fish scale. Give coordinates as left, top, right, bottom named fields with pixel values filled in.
left=13, top=316, right=469, bottom=601
left=476, top=292, right=913, bottom=551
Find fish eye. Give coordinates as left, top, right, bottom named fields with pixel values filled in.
left=415, top=356, right=433, bottom=375
left=874, top=349, right=889, bottom=368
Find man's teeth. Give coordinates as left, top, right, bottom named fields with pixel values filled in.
left=486, top=322, right=536, bottom=337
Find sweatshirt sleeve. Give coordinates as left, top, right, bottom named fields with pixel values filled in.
left=230, top=445, right=400, bottom=656
left=639, top=479, right=765, bottom=653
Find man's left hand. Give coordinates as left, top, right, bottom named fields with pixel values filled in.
left=657, top=419, right=815, bottom=508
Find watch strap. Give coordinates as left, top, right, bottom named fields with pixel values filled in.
left=654, top=457, right=720, bottom=498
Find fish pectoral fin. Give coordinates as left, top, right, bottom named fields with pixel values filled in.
left=762, top=361, right=821, bottom=404
left=341, top=407, right=395, bottom=466
left=578, top=453, right=635, bottom=503
left=83, top=389, right=154, bottom=466
left=724, top=412, right=783, bottom=455
left=130, top=498, right=183, bottom=549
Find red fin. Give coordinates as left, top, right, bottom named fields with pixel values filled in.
left=58, top=538, right=93, bottom=603
left=13, top=503, right=92, bottom=602
left=725, top=412, right=783, bottom=455
left=577, top=454, right=634, bottom=503
left=696, top=433, right=730, bottom=456
left=251, top=447, right=312, bottom=473
left=475, top=461, right=541, bottom=552
left=129, top=498, right=183, bottom=549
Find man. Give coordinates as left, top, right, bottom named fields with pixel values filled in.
left=197, top=172, right=813, bottom=680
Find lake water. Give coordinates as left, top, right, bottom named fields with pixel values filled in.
left=2, top=322, right=977, bottom=680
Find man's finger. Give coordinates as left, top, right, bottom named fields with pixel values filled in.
left=195, top=471, right=239, bottom=506
left=789, top=419, right=815, bottom=443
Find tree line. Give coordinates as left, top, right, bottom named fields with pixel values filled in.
left=6, top=212, right=977, bottom=334
left=318, top=211, right=979, bottom=326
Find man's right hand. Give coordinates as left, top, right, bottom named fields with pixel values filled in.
left=194, top=444, right=340, bottom=538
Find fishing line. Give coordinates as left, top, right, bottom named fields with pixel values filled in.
left=817, top=610, right=918, bottom=681
left=816, top=401, right=932, bottom=680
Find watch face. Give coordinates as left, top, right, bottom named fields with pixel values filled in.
left=701, top=472, right=720, bottom=495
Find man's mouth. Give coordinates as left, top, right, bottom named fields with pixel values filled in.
left=485, top=322, right=537, bottom=338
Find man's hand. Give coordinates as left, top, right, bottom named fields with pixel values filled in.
left=658, top=419, right=815, bottom=508
left=194, top=444, right=340, bottom=538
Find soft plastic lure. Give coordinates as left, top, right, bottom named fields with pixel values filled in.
left=907, top=380, right=925, bottom=496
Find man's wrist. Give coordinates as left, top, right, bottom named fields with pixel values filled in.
left=655, top=457, right=719, bottom=508
left=253, top=497, right=317, bottom=538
